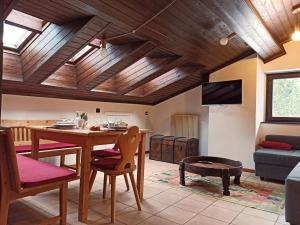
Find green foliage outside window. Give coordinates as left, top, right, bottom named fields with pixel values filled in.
left=272, top=78, right=300, bottom=117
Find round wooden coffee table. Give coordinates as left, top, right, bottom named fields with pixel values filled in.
left=179, top=156, right=243, bottom=196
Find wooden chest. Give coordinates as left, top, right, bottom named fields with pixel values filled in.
left=149, top=135, right=164, bottom=161
left=161, top=136, right=177, bottom=163
left=174, top=138, right=199, bottom=163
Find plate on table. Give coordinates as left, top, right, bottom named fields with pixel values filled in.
left=50, top=123, right=76, bottom=129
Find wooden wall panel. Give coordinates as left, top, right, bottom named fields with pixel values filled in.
left=2, top=52, right=23, bottom=81
left=15, top=0, right=87, bottom=24
left=77, top=41, right=156, bottom=90
left=22, top=16, right=109, bottom=84
left=129, top=66, right=202, bottom=97
left=201, top=0, right=285, bottom=62
left=5, top=9, right=43, bottom=33
left=42, top=64, right=77, bottom=89
left=250, top=0, right=294, bottom=43
left=115, top=56, right=176, bottom=94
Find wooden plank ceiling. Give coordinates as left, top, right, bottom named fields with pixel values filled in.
left=1, top=0, right=295, bottom=105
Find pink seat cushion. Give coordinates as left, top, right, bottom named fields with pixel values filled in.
left=91, top=149, right=120, bottom=158
left=92, top=158, right=120, bottom=170
left=17, top=155, right=77, bottom=188
left=15, top=142, right=79, bottom=153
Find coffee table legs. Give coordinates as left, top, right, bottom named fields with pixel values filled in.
left=179, top=162, right=185, bottom=186
left=222, top=175, right=230, bottom=196
left=234, top=175, right=241, bottom=185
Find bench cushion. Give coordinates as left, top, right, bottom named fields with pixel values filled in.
left=254, top=149, right=300, bottom=167
left=15, top=142, right=78, bottom=153
left=92, top=158, right=120, bottom=170
left=17, top=155, right=77, bottom=188
left=91, top=149, right=120, bottom=158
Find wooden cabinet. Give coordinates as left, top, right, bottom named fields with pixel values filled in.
left=174, top=138, right=199, bottom=163
left=150, top=134, right=199, bottom=164
left=187, top=138, right=199, bottom=157
left=149, top=135, right=164, bottom=161
left=174, top=138, right=188, bottom=163
left=161, top=136, right=178, bottom=163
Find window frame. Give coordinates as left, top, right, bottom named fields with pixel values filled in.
left=3, top=23, right=37, bottom=53
left=266, top=72, right=300, bottom=123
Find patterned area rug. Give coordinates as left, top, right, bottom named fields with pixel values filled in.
left=147, top=169, right=285, bottom=214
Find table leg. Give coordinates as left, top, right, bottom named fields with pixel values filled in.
left=234, top=175, right=241, bottom=185
left=179, top=162, right=185, bottom=186
left=78, top=144, right=92, bottom=223
left=137, top=133, right=146, bottom=201
left=222, top=175, right=230, bottom=196
left=30, top=130, right=39, bottom=159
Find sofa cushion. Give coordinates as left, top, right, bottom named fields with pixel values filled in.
left=17, top=155, right=77, bottom=188
left=266, top=135, right=300, bottom=150
left=16, top=142, right=78, bottom=153
left=254, top=149, right=300, bottom=167
left=259, top=141, right=293, bottom=150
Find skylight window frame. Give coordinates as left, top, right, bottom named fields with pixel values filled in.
left=3, top=22, right=38, bottom=53
left=67, top=44, right=98, bottom=65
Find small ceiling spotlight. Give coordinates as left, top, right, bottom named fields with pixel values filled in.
left=219, top=33, right=236, bottom=46
left=292, top=4, right=300, bottom=41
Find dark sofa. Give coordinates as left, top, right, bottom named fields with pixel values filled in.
left=253, top=135, right=300, bottom=181
left=286, top=162, right=300, bottom=225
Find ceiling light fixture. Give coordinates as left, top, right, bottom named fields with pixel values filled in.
left=292, top=4, right=300, bottom=41
left=100, top=39, right=108, bottom=57
left=219, top=33, right=236, bottom=46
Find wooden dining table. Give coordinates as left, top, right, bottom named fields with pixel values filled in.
left=29, top=126, right=150, bottom=223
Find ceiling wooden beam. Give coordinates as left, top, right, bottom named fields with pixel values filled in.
left=22, top=16, right=110, bottom=84
left=119, top=56, right=185, bottom=95
left=201, top=0, right=285, bottom=62
left=5, top=9, right=43, bottom=33
left=1, top=0, right=19, bottom=20
left=77, top=41, right=157, bottom=90
left=1, top=80, right=152, bottom=105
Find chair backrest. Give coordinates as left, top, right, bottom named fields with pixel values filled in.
left=116, top=126, right=140, bottom=171
left=11, top=126, right=31, bottom=142
left=0, top=127, right=22, bottom=192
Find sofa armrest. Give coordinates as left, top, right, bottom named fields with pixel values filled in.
left=285, top=164, right=300, bottom=224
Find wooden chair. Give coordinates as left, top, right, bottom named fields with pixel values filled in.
left=0, top=127, right=78, bottom=225
left=11, top=126, right=81, bottom=174
left=89, top=126, right=142, bottom=223
left=91, top=143, right=130, bottom=191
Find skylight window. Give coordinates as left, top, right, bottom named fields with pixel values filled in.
left=3, top=23, right=32, bottom=49
left=69, top=45, right=93, bottom=63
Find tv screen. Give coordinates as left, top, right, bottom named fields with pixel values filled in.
left=202, top=80, right=242, bottom=105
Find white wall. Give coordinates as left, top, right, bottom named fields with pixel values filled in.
left=2, top=94, right=153, bottom=159
left=208, top=58, right=257, bottom=169
left=257, top=41, right=300, bottom=139
left=2, top=94, right=152, bottom=129
left=150, top=86, right=209, bottom=155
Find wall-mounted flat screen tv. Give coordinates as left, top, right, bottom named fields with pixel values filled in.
left=202, top=79, right=242, bottom=105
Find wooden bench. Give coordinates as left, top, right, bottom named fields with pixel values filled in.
left=0, top=127, right=78, bottom=225
left=1, top=120, right=81, bottom=174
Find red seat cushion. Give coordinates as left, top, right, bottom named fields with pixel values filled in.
left=260, top=141, right=293, bottom=150
left=91, top=149, right=120, bottom=158
left=15, top=142, right=78, bottom=153
left=92, top=158, right=120, bottom=170
left=17, top=155, right=77, bottom=188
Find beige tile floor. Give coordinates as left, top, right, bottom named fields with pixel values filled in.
left=7, top=155, right=287, bottom=225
